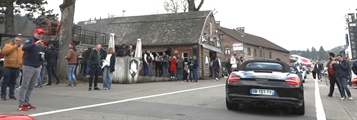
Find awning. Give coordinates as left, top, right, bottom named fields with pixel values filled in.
left=202, top=44, right=222, bottom=53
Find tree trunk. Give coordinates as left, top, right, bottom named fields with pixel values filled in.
left=187, top=0, right=195, bottom=11
left=4, top=0, right=15, bottom=34
left=57, top=0, right=76, bottom=79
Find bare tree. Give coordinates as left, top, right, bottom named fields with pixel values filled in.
left=57, top=0, right=76, bottom=78
left=187, top=0, right=204, bottom=11
left=163, top=0, right=188, bottom=13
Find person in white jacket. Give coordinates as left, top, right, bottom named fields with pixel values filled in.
left=230, top=54, right=237, bottom=72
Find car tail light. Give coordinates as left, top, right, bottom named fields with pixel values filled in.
left=285, top=77, right=301, bottom=85
left=228, top=74, right=240, bottom=83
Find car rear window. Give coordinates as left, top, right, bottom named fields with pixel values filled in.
left=245, top=62, right=283, bottom=71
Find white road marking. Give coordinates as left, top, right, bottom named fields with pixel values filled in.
left=29, top=84, right=225, bottom=117
left=315, top=78, right=326, bottom=120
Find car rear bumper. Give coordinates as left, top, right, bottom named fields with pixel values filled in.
left=227, top=94, right=304, bottom=108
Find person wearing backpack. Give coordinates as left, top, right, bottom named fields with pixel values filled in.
left=326, top=52, right=341, bottom=97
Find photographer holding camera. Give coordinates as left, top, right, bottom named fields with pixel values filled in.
left=18, top=28, right=46, bottom=111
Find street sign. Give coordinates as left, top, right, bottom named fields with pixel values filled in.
left=232, top=43, right=243, bottom=51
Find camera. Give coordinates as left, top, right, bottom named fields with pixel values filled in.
left=38, top=52, right=45, bottom=61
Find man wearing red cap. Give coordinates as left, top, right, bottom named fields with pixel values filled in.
left=18, top=27, right=46, bottom=111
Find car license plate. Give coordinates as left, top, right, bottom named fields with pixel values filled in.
left=250, top=89, right=275, bottom=95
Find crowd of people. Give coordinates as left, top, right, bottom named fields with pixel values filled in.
left=311, top=53, right=353, bottom=100
left=141, top=50, right=199, bottom=82
left=0, top=28, right=119, bottom=111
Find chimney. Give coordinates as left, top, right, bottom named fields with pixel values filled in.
left=237, top=27, right=245, bottom=33
left=216, top=21, right=220, bottom=27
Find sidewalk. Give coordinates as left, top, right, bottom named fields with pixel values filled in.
left=318, top=78, right=357, bottom=120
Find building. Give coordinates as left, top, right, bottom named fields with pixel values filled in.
left=346, top=9, right=357, bottom=60
left=78, top=11, right=222, bottom=78
left=217, top=24, right=290, bottom=63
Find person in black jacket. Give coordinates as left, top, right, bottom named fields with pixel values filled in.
left=80, top=47, right=91, bottom=76
left=88, top=44, right=102, bottom=91
left=102, top=47, right=115, bottom=90
left=45, top=44, right=60, bottom=85
left=326, top=53, right=341, bottom=97
left=333, top=54, right=353, bottom=100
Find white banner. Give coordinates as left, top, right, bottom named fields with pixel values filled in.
left=232, top=43, right=243, bottom=51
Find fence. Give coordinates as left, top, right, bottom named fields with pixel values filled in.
left=73, top=25, right=109, bottom=45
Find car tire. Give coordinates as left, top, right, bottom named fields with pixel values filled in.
left=292, top=100, right=305, bottom=115
left=226, top=98, right=239, bottom=110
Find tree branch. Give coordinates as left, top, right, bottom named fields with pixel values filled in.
left=195, top=0, right=204, bottom=11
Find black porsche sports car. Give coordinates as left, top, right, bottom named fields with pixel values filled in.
left=225, top=60, right=305, bottom=115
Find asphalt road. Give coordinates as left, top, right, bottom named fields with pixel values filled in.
left=0, top=75, right=356, bottom=120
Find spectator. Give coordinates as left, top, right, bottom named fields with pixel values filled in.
left=65, top=43, right=80, bottom=87
left=102, top=47, right=116, bottom=90
left=45, top=44, right=60, bottom=85
left=176, top=55, right=184, bottom=81
left=162, top=52, right=169, bottom=77
left=230, top=54, right=237, bottom=71
left=1, top=37, right=23, bottom=101
left=18, top=27, right=46, bottom=111
left=88, top=44, right=102, bottom=91
left=155, top=52, right=163, bottom=77
left=333, top=54, right=353, bottom=100
left=212, top=58, right=220, bottom=81
left=144, top=50, right=154, bottom=76
left=346, top=57, right=352, bottom=86
left=125, top=45, right=133, bottom=57
left=170, top=56, right=177, bottom=78
left=80, top=47, right=90, bottom=77
left=192, top=56, right=199, bottom=82
left=188, top=56, right=194, bottom=82
left=326, top=52, right=341, bottom=97
left=35, top=45, right=48, bottom=88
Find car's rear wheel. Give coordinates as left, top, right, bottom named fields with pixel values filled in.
left=292, top=100, right=305, bottom=115
left=226, top=98, right=240, bottom=110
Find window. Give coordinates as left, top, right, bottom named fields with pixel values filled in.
left=248, top=47, right=251, bottom=56
left=182, top=52, right=189, bottom=62
left=219, top=34, right=225, bottom=40
left=224, top=48, right=231, bottom=55
left=245, top=62, right=283, bottom=71
left=269, top=52, right=272, bottom=59
left=259, top=50, right=263, bottom=57
left=254, top=49, right=257, bottom=57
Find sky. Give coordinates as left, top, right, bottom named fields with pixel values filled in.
left=44, top=0, right=357, bottom=51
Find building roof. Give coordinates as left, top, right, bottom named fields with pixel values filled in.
left=104, top=11, right=212, bottom=46
left=219, top=27, right=289, bottom=53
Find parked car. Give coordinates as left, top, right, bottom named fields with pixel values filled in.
left=290, top=66, right=304, bottom=83
left=225, top=60, right=305, bottom=115
left=352, top=77, right=357, bottom=87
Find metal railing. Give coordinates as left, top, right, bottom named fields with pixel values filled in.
left=73, top=25, right=109, bottom=45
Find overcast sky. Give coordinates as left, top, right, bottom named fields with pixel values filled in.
left=45, top=0, right=357, bottom=51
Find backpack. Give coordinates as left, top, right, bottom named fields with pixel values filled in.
left=352, top=61, right=357, bottom=75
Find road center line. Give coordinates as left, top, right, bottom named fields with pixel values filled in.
left=29, top=84, right=225, bottom=117
left=315, top=78, right=326, bottom=120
